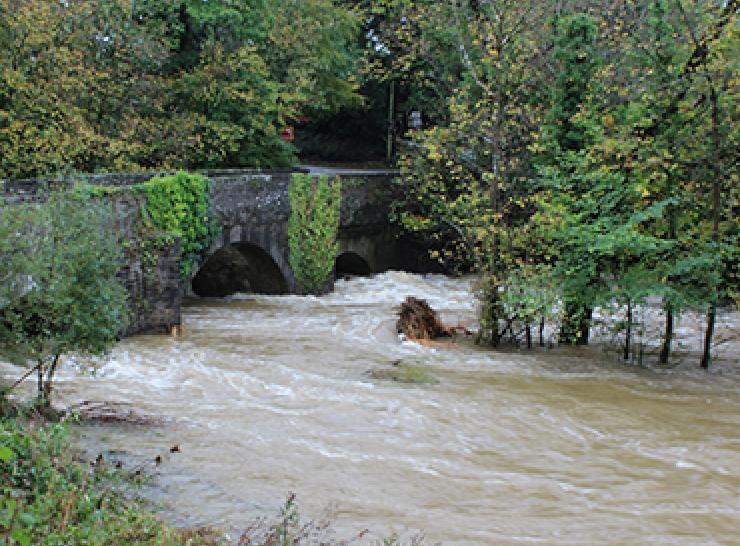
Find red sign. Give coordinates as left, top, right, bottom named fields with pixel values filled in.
left=280, top=126, right=295, bottom=142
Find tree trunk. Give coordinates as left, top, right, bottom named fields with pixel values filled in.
left=578, top=307, right=592, bottom=345
left=701, top=84, right=721, bottom=369
left=489, top=286, right=501, bottom=347
left=659, top=304, right=673, bottom=364
left=386, top=80, right=395, bottom=165
left=36, top=360, right=45, bottom=405
left=624, top=299, right=632, bottom=361
left=701, top=305, right=716, bottom=370
left=42, top=354, right=61, bottom=406
left=539, top=317, right=545, bottom=347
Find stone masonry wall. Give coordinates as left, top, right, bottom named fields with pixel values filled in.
left=2, top=169, right=411, bottom=336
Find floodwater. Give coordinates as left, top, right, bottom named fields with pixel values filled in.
left=46, top=273, right=740, bottom=544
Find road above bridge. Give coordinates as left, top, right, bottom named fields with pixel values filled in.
left=298, top=165, right=399, bottom=177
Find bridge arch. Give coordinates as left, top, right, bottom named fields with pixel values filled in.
left=191, top=242, right=288, bottom=297
left=335, top=251, right=372, bottom=278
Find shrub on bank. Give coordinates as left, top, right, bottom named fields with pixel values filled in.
left=0, top=415, right=432, bottom=546
left=0, top=416, right=223, bottom=546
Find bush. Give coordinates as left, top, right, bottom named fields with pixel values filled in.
left=0, top=417, right=223, bottom=546
left=0, top=189, right=129, bottom=407
left=0, top=417, right=433, bottom=546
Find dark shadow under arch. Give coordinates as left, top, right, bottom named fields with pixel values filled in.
left=192, top=243, right=288, bottom=297
left=335, top=252, right=372, bottom=278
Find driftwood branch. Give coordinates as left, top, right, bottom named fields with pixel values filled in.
left=1, top=361, right=44, bottom=396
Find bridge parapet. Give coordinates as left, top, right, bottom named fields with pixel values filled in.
left=2, top=169, right=430, bottom=335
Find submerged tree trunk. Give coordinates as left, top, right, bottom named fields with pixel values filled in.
left=479, top=276, right=502, bottom=347
left=624, top=299, right=632, bottom=361
left=539, top=317, right=545, bottom=347
left=701, top=305, right=716, bottom=370
left=36, top=360, right=45, bottom=404
left=579, top=307, right=592, bottom=345
left=659, top=304, right=674, bottom=364
left=42, top=354, right=61, bottom=406
left=701, top=84, right=722, bottom=370
left=489, top=289, right=502, bottom=347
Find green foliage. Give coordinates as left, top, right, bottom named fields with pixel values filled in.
left=264, top=0, right=364, bottom=117
left=364, top=0, right=466, bottom=125
left=391, top=0, right=553, bottom=345
left=0, top=189, right=129, bottom=405
left=0, top=416, right=428, bottom=546
left=388, top=0, right=738, bottom=363
left=0, top=0, right=174, bottom=178
left=535, top=12, right=601, bottom=345
left=498, top=265, right=560, bottom=332
left=0, top=417, right=224, bottom=546
left=142, top=172, right=218, bottom=280
left=546, top=13, right=599, bottom=153
left=0, top=0, right=364, bottom=178
left=288, top=174, right=342, bottom=295
left=534, top=2, right=738, bottom=359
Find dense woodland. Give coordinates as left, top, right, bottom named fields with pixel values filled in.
left=0, top=0, right=365, bottom=175
left=0, top=0, right=738, bottom=370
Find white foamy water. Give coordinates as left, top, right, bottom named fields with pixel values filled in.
left=6, top=272, right=739, bottom=545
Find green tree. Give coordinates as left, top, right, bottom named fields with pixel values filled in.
left=392, top=0, right=554, bottom=346
left=164, top=41, right=292, bottom=169
left=537, top=12, right=600, bottom=346
left=0, top=0, right=366, bottom=177
left=384, top=0, right=738, bottom=364
left=0, top=0, right=171, bottom=178
left=666, top=0, right=739, bottom=368
left=265, top=0, right=364, bottom=117
left=0, top=190, right=128, bottom=406
left=535, top=1, right=738, bottom=364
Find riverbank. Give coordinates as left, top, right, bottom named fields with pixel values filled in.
left=2, top=409, right=417, bottom=546
left=0, top=411, right=223, bottom=546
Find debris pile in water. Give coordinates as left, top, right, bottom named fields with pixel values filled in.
left=396, top=297, right=451, bottom=340
left=396, top=296, right=471, bottom=341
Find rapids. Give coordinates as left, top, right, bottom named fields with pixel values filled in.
left=35, top=273, right=740, bottom=544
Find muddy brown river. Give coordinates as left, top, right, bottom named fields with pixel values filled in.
left=42, top=273, right=740, bottom=544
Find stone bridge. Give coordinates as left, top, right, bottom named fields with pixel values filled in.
left=2, top=168, right=437, bottom=335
